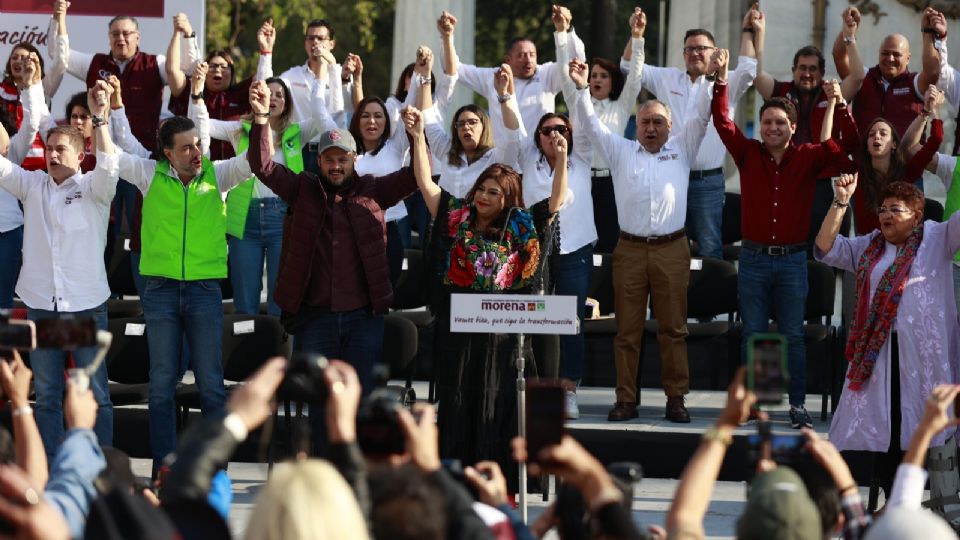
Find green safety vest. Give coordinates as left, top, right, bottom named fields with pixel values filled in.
left=226, top=122, right=304, bottom=238
left=140, top=158, right=228, bottom=280
left=947, top=160, right=960, bottom=262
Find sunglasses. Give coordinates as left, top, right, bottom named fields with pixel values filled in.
left=539, top=125, right=569, bottom=135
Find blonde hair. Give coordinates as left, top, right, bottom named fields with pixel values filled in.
left=243, top=460, right=369, bottom=540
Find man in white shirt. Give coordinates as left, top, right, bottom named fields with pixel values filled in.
left=0, top=81, right=119, bottom=458
left=572, top=49, right=716, bottom=423
left=627, top=7, right=759, bottom=260
left=437, top=7, right=584, bottom=142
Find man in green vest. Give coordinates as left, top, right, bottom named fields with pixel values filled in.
left=117, top=116, right=253, bottom=471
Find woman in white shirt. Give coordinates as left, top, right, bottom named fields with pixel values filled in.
left=188, top=63, right=334, bottom=316
left=556, top=9, right=645, bottom=253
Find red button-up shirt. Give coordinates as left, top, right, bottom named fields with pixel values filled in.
left=713, top=82, right=857, bottom=245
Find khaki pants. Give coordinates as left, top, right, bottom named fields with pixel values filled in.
left=612, top=236, right=690, bottom=403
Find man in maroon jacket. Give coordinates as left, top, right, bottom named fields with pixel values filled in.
left=247, top=81, right=427, bottom=453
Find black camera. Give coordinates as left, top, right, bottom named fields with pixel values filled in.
left=278, top=352, right=330, bottom=402
left=356, top=387, right=411, bottom=456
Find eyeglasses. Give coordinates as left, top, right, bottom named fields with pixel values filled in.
left=305, top=35, right=332, bottom=42
left=208, top=63, right=231, bottom=71
left=539, top=125, right=569, bottom=135
left=454, top=118, right=482, bottom=129
left=682, top=45, right=714, bottom=55
left=876, top=206, right=912, bottom=216
left=109, top=30, right=138, bottom=39
left=70, top=114, right=91, bottom=121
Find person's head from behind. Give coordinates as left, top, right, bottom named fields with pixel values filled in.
left=736, top=466, right=821, bottom=540
left=108, top=16, right=140, bottom=62
left=790, top=453, right=841, bottom=539
left=878, top=34, right=911, bottom=81
left=634, top=100, right=672, bottom=153
left=589, top=57, right=625, bottom=101
left=304, top=19, right=335, bottom=59
left=46, top=126, right=86, bottom=183
left=682, top=29, right=716, bottom=77
left=877, top=181, right=924, bottom=246
left=158, top=116, right=202, bottom=180
left=243, top=459, right=368, bottom=540
left=66, top=92, right=93, bottom=141
left=759, top=98, right=797, bottom=151
left=316, top=128, right=358, bottom=186
left=4, top=43, right=45, bottom=84
left=205, top=49, right=236, bottom=92
left=791, top=46, right=825, bottom=93
left=448, top=104, right=493, bottom=164
left=264, top=77, right=293, bottom=129
left=505, top=37, right=537, bottom=79
left=465, top=163, right=525, bottom=225
left=369, top=463, right=446, bottom=540
left=349, top=97, right=390, bottom=154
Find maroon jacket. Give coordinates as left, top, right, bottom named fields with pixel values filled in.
left=852, top=66, right=923, bottom=141
left=247, top=122, right=418, bottom=315
left=87, top=51, right=163, bottom=148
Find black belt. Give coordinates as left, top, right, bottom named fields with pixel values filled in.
left=591, top=168, right=611, bottom=177
left=619, top=228, right=686, bottom=245
left=689, top=167, right=723, bottom=180
left=741, top=240, right=807, bottom=256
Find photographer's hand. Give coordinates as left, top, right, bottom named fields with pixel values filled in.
left=903, top=384, right=960, bottom=468
left=464, top=461, right=509, bottom=507
left=64, top=379, right=96, bottom=431
left=0, top=351, right=48, bottom=488
left=802, top=428, right=856, bottom=493
left=0, top=465, right=69, bottom=540
left=397, top=403, right=440, bottom=472
left=325, top=359, right=361, bottom=443
left=227, top=356, right=286, bottom=432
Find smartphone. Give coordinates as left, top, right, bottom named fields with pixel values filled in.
left=747, top=333, right=788, bottom=405
left=0, top=319, right=36, bottom=351
left=36, top=318, right=96, bottom=349
left=525, top=381, right=565, bottom=462
left=747, top=433, right=805, bottom=467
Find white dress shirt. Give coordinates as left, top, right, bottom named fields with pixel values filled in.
left=0, top=83, right=45, bottom=233
left=356, top=131, right=409, bottom=223
left=575, top=86, right=710, bottom=236
left=264, top=60, right=346, bottom=135
left=189, top=79, right=334, bottom=199
left=558, top=32, right=644, bottom=170
left=422, top=105, right=522, bottom=198
left=117, top=151, right=253, bottom=197
left=633, top=56, right=756, bottom=171
left=456, top=32, right=584, bottom=144
left=0, top=151, right=120, bottom=311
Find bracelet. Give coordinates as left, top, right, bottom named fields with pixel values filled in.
left=832, top=198, right=849, bottom=209
left=575, top=84, right=588, bottom=91
left=921, top=108, right=932, bottom=116
left=190, top=92, right=203, bottom=101
left=843, top=36, right=856, bottom=45
left=838, top=483, right=858, bottom=494
left=12, top=405, right=33, bottom=417
left=923, top=27, right=946, bottom=40
left=419, top=75, right=433, bottom=85
left=497, top=93, right=512, bottom=103
left=260, top=50, right=272, bottom=55
left=702, top=426, right=732, bottom=447
left=91, top=115, right=107, bottom=128
left=184, top=31, right=196, bottom=38
left=742, top=28, right=755, bottom=33
left=254, top=112, right=270, bottom=118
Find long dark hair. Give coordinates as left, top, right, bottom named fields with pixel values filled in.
left=858, top=117, right=905, bottom=210
left=590, top=58, right=625, bottom=101
left=263, top=77, right=293, bottom=132
left=349, top=97, right=390, bottom=156
left=3, top=43, right=45, bottom=86
left=394, top=63, right=435, bottom=102
left=533, top=113, right=574, bottom=159
left=464, top=164, right=525, bottom=236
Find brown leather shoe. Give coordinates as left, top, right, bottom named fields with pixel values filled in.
left=665, top=396, right=691, bottom=423
left=607, top=402, right=639, bottom=421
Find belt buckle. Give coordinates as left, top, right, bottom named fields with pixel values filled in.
left=645, top=235, right=660, bottom=243
left=767, top=246, right=786, bottom=256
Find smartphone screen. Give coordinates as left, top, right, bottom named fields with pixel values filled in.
left=36, top=318, right=97, bottom=350
left=525, top=381, right=565, bottom=462
left=0, top=320, right=36, bottom=351
left=747, top=334, right=788, bottom=405
left=747, top=433, right=805, bottom=467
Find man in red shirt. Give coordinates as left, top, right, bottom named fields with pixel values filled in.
left=712, top=52, right=857, bottom=429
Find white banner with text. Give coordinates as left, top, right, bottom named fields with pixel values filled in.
left=449, top=294, right=579, bottom=335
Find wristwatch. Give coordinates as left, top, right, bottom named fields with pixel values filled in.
left=190, top=92, right=203, bottom=101
left=843, top=36, right=856, bottom=45
left=497, top=93, right=512, bottom=103
left=702, top=426, right=732, bottom=447
left=832, top=198, right=850, bottom=209
left=91, top=114, right=107, bottom=128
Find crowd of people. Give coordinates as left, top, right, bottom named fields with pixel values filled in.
left=1, top=0, right=960, bottom=537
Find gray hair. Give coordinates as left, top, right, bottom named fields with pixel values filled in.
left=637, top=99, right=672, bottom=123
left=107, top=16, right=139, bottom=31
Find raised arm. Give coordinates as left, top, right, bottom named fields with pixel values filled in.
left=165, top=13, right=193, bottom=99
left=711, top=73, right=749, bottom=165
left=752, top=8, right=774, bottom=99
left=299, top=77, right=337, bottom=143
left=738, top=3, right=759, bottom=59
left=187, top=63, right=212, bottom=156
left=902, top=85, right=945, bottom=174
left=548, top=130, right=568, bottom=214
left=816, top=173, right=856, bottom=254
left=571, top=59, right=629, bottom=172
left=401, top=107, right=440, bottom=217
left=919, top=8, right=947, bottom=95
left=437, top=11, right=459, bottom=77
left=833, top=7, right=861, bottom=80
left=494, top=64, right=520, bottom=131
left=343, top=53, right=363, bottom=109
left=0, top=352, right=47, bottom=489
left=247, top=81, right=301, bottom=202
left=8, top=59, right=43, bottom=166
left=839, top=11, right=865, bottom=101
left=611, top=9, right=646, bottom=121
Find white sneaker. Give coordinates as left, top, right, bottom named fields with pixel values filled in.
left=564, top=390, right=580, bottom=420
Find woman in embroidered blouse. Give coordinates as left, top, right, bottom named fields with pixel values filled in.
left=188, top=62, right=334, bottom=316
left=402, top=103, right=567, bottom=485
left=815, top=174, right=960, bottom=498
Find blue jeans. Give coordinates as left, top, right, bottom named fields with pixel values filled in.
left=142, top=277, right=226, bottom=463
left=130, top=251, right=146, bottom=298
left=555, top=244, right=593, bottom=384
left=228, top=198, right=286, bottom=316
left=293, top=308, right=384, bottom=454
left=0, top=225, right=22, bottom=308
left=685, top=171, right=724, bottom=260
left=27, top=303, right=113, bottom=457
left=738, top=248, right=808, bottom=406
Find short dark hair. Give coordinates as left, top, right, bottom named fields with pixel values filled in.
left=107, top=15, right=139, bottom=30
left=683, top=29, right=715, bottom=45
left=533, top=112, right=574, bottom=158
left=760, top=97, right=797, bottom=125
left=65, top=91, right=89, bottom=120
left=506, top=37, right=535, bottom=56
left=158, top=116, right=196, bottom=150
left=880, top=181, right=925, bottom=217
left=792, top=45, right=825, bottom=73
left=590, top=57, right=626, bottom=101
left=349, top=97, right=390, bottom=156
left=306, top=19, right=334, bottom=40
left=205, top=49, right=236, bottom=87
left=46, top=125, right=85, bottom=153
left=370, top=464, right=446, bottom=540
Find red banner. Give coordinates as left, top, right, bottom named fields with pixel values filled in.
left=0, top=0, right=164, bottom=17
